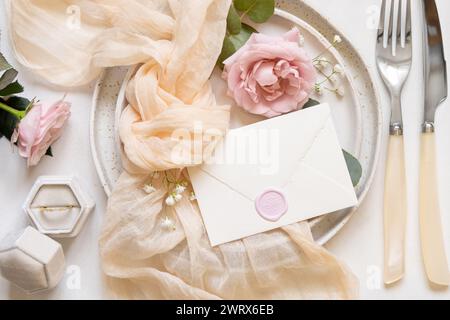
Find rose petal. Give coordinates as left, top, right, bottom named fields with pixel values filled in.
left=283, top=28, right=301, bottom=43
left=253, top=61, right=277, bottom=87
left=15, top=100, right=71, bottom=166
left=17, top=105, right=42, bottom=159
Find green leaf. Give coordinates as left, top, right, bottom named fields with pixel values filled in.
left=0, top=53, right=12, bottom=71
left=218, top=37, right=236, bottom=68
left=234, top=0, right=275, bottom=23
left=227, top=4, right=242, bottom=35
left=0, top=81, right=24, bottom=96
left=0, top=68, right=19, bottom=91
left=45, top=147, right=53, bottom=157
left=302, top=98, right=321, bottom=109
left=0, top=52, right=24, bottom=97
left=0, top=99, right=19, bottom=140
left=0, top=96, right=31, bottom=139
left=218, top=23, right=256, bottom=67
left=343, top=150, right=362, bottom=187
left=6, top=96, right=31, bottom=111
left=0, top=53, right=28, bottom=140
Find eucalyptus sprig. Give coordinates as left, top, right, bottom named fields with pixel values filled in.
left=0, top=52, right=24, bottom=97
left=233, top=0, right=275, bottom=24
left=217, top=0, right=275, bottom=66
left=0, top=52, right=30, bottom=140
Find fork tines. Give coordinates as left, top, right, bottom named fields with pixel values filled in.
left=378, top=0, right=411, bottom=56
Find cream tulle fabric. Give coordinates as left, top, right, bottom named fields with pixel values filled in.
left=8, top=0, right=359, bottom=299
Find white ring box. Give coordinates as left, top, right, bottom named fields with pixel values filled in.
left=0, top=227, right=65, bottom=294
left=23, top=176, right=95, bottom=238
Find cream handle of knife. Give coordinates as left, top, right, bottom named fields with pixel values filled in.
left=384, top=134, right=407, bottom=284
left=420, top=132, right=450, bottom=286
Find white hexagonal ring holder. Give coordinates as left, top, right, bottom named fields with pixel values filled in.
left=0, top=227, right=65, bottom=293
left=23, top=176, right=95, bottom=238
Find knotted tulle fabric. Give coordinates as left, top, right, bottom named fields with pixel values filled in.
left=8, top=0, right=358, bottom=299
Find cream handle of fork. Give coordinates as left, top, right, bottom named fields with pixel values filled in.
left=383, top=125, right=407, bottom=284
left=419, top=125, right=450, bottom=286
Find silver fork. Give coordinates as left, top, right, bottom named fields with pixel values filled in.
left=376, top=0, right=412, bottom=285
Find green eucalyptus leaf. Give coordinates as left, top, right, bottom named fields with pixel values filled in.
left=218, top=23, right=256, bottom=67
left=0, top=53, right=12, bottom=71
left=0, top=52, right=24, bottom=97
left=227, top=4, right=241, bottom=35
left=343, top=149, right=362, bottom=187
left=0, top=81, right=24, bottom=97
left=0, top=68, right=19, bottom=91
left=302, top=98, right=321, bottom=109
left=234, top=0, right=275, bottom=23
left=218, top=37, right=236, bottom=67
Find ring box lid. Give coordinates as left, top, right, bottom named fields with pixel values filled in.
left=0, top=227, right=65, bottom=293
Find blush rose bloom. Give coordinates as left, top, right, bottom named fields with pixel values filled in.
left=12, top=99, right=71, bottom=166
left=223, top=28, right=316, bottom=118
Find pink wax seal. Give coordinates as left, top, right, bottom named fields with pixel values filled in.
left=255, top=188, right=288, bottom=222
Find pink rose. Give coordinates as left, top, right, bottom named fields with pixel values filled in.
left=12, top=99, right=71, bottom=166
left=223, top=28, right=316, bottom=118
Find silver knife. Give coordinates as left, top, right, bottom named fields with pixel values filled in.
left=420, top=0, right=449, bottom=286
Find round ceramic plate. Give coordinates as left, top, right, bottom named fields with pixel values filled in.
left=90, top=1, right=381, bottom=245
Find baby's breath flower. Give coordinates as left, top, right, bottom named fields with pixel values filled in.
left=333, top=64, right=344, bottom=74
left=174, top=193, right=183, bottom=202
left=333, top=35, right=342, bottom=44
left=336, top=86, right=345, bottom=97
left=298, top=34, right=305, bottom=47
left=314, top=57, right=329, bottom=69
left=143, top=184, right=156, bottom=194
left=161, top=216, right=176, bottom=231
left=189, top=192, right=197, bottom=201
left=314, top=83, right=323, bottom=96
left=174, top=184, right=186, bottom=195
left=165, top=195, right=176, bottom=206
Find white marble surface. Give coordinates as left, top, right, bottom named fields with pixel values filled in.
left=1, top=0, right=450, bottom=300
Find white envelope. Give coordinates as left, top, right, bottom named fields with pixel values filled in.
left=188, top=103, right=357, bottom=246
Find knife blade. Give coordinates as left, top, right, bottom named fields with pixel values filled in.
left=423, top=0, right=447, bottom=123
left=420, top=0, right=450, bottom=286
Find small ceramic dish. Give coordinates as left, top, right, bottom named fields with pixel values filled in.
left=89, top=1, right=382, bottom=245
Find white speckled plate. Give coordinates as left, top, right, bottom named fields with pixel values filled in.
left=90, top=1, right=381, bottom=245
